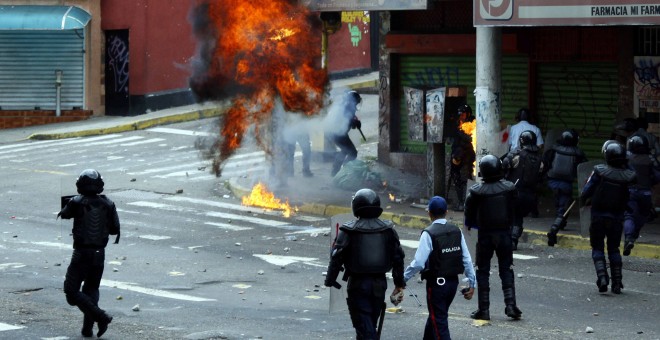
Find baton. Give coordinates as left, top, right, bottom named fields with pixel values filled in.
left=563, top=200, right=576, bottom=218
left=407, top=285, right=423, bottom=307
left=356, top=127, right=367, bottom=142
left=376, top=302, right=386, bottom=339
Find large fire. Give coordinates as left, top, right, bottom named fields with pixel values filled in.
left=459, top=120, right=478, bottom=175
left=189, top=0, right=329, bottom=176
left=242, top=182, right=296, bottom=218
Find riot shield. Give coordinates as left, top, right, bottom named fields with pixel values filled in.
left=463, top=179, right=477, bottom=262
left=577, top=161, right=604, bottom=238
left=329, top=213, right=353, bottom=313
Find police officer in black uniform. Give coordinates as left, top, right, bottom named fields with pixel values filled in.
left=623, top=135, right=659, bottom=256
left=450, top=104, right=476, bottom=211
left=464, top=155, right=522, bottom=320
left=328, top=90, right=362, bottom=176
left=543, top=129, right=588, bottom=246
left=580, top=142, right=636, bottom=294
left=58, top=169, right=120, bottom=338
left=502, top=130, right=543, bottom=250
left=324, top=188, right=406, bottom=339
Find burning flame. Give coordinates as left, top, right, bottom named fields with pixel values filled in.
left=190, top=1, right=329, bottom=176
left=388, top=193, right=395, bottom=202
left=242, top=182, right=295, bottom=218
left=459, top=120, right=478, bottom=176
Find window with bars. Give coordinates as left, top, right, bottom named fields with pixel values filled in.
left=635, top=27, right=660, bottom=56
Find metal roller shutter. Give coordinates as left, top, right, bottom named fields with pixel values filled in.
left=0, top=30, right=85, bottom=110
left=536, top=62, right=618, bottom=161
left=397, top=54, right=529, bottom=154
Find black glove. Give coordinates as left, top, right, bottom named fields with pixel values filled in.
left=351, top=118, right=361, bottom=130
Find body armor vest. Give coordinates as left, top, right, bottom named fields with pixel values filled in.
left=466, top=181, right=516, bottom=230
left=72, top=196, right=113, bottom=248
left=591, top=165, right=636, bottom=213
left=422, top=222, right=464, bottom=279
left=506, top=148, right=542, bottom=190
left=547, top=145, right=581, bottom=181
left=628, top=154, right=653, bottom=190
left=341, top=219, right=394, bottom=274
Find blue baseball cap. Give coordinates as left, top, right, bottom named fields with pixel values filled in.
left=427, top=196, right=447, bottom=215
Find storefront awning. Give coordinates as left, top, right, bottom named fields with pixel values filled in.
left=0, top=5, right=91, bottom=30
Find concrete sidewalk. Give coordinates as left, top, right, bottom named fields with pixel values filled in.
left=1, top=71, right=658, bottom=260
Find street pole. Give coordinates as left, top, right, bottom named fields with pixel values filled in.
left=474, top=26, right=503, bottom=180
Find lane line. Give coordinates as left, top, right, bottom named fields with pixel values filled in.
left=101, top=279, right=216, bottom=302
left=204, top=222, right=253, bottom=231
left=0, top=134, right=122, bottom=155
left=147, top=127, right=213, bottom=137
left=0, top=323, right=25, bottom=331
left=527, top=274, right=660, bottom=297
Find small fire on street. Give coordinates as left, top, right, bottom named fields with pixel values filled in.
left=242, top=182, right=296, bottom=218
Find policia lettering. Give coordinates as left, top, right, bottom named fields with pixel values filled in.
left=58, top=169, right=120, bottom=338
left=324, top=188, right=405, bottom=339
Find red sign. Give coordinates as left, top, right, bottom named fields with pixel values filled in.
left=474, top=0, right=660, bottom=26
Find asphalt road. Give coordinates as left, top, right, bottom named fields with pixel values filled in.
left=0, top=119, right=658, bottom=340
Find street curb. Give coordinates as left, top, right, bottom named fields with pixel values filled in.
left=228, top=177, right=660, bottom=260
left=27, top=107, right=225, bottom=140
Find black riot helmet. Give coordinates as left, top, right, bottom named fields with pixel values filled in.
left=345, top=90, right=362, bottom=107
left=627, top=134, right=650, bottom=155
left=479, top=155, right=503, bottom=182
left=457, top=104, right=472, bottom=116
left=515, top=108, right=530, bottom=122
left=519, top=130, right=537, bottom=147
left=351, top=188, right=383, bottom=219
left=601, top=140, right=618, bottom=155
left=558, top=129, right=578, bottom=147
left=603, top=141, right=627, bottom=167
left=76, top=169, right=104, bottom=195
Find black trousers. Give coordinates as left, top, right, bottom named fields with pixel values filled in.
left=332, top=134, right=357, bottom=173
left=424, top=275, right=459, bottom=340
left=346, top=275, right=386, bottom=340
left=590, top=215, right=623, bottom=265
left=475, top=230, right=515, bottom=290
left=63, top=249, right=105, bottom=321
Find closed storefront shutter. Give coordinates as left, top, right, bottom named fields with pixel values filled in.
left=536, top=62, right=618, bottom=160
left=397, top=54, right=529, bottom=154
left=0, top=30, right=85, bottom=110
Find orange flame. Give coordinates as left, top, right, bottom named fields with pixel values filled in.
left=388, top=193, right=395, bottom=202
left=242, top=182, right=295, bottom=218
left=459, top=120, right=478, bottom=176
left=190, top=1, right=329, bottom=176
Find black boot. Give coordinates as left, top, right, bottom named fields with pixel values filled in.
left=81, top=313, right=94, bottom=337
left=593, top=258, right=609, bottom=293
left=511, top=226, right=523, bottom=251
left=547, top=225, right=559, bottom=247
left=611, top=262, right=624, bottom=294
left=623, top=237, right=635, bottom=256
left=470, top=287, right=490, bottom=320
left=74, top=294, right=112, bottom=337
left=503, top=287, right=522, bottom=320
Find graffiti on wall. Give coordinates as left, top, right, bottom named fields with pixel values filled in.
left=342, top=11, right=369, bottom=47
left=107, top=34, right=129, bottom=94
left=403, top=66, right=460, bottom=88
left=634, top=56, right=660, bottom=117
left=538, top=70, right=616, bottom=139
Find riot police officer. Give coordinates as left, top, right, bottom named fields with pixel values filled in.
left=502, top=130, right=543, bottom=250
left=450, top=104, right=476, bottom=211
left=623, top=135, right=659, bottom=256
left=324, top=188, right=406, bottom=339
left=543, top=129, right=588, bottom=246
left=580, top=142, right=636, bottom=294
left=327, top=90, right=362, bottom=176
left=464, top=155, right=522, bottom=320
left=58, top=169, right=120, bottom=337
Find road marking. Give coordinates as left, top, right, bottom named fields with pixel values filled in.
left=85, top=136, right=144, bottom=146
left=0, top=134, right=122, bottom=155
left=0, top=323, right=25, bottom=331
left=0, top=263, right=26, bottom=270
left=204, top=222, right=252, bottom=231
left=127, top=163, right=202, bottom=175
left=253, top=254, right=325, bottom=267
left=165, top=196, right=319, bottom=222
left=206, top=211, right=290, bottom=227
left=527, top=274, right=660, bottom=297
left=101, top=279, right=216, bottom=302
left=513, top=254, right=538, bottom=260
left=400, top=239, right=419, bottom=249
left=120, top=138, right=166, bottom=146
left=147, top=127, right=213, bottom=136
left=138, top=235, right=172, bottom=241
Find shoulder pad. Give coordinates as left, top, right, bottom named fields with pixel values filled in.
left=348, top=218, right=394, bottom=232
left=71, top=195, right=84, bottom=204
left=340, top=220, right=357, bottom=231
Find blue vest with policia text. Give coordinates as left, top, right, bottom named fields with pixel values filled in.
left=421, top=222, right=464, bottom=280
